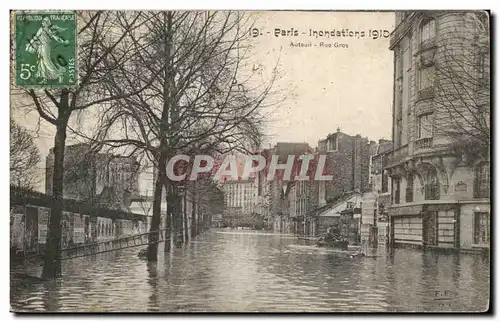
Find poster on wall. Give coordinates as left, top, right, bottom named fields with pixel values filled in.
left=73, top=214, right=85, bottom=244
left=38, top=208, right=49, bottom=244
left=10, top=212, right=25, bottom=252
left=62, top=211, right=72, bottom=247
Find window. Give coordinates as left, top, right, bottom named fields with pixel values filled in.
left=420, top=19, right=436, bottom=44
left=396, top=50, right=403, bottom=80
left=396, top=119, right=403, bottom=148
left=474, top=162, right=490, bottom=198
left=393, top=178, right=401, bottom=204
left=425, top=168, right=440, bottom=200
left=406, top=173, right=414, bottom=203
left=477, top=50, right=489, bottom=87
left=382, top=170, right=389, bottom=193
left=346, top=202, right=354, bottom=209
left=327, top=137, right=338, bottom=152
left=474, top=212, right=490, bottom=245
left=418, top=65, right=435, bottom=92
left=318, top=181, right=326, bottom=202
left=417, top=113, right=433, bottom=138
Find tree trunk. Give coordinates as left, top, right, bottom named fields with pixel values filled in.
left=175, top=189, right=182, bottom=246
left=164, top=184, right=171, bottom=253
left=183, top=194, right=189, bottom=243
left=169, top=185, right=181, bottom=247
left=191, top=198, right=197, bottom=238
left=146, top=153, right=167, bottom=261
left=42, top=113, right=69, bottom=279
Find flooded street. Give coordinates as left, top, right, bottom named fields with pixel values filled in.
left=10, top=230, right=489, bottom=312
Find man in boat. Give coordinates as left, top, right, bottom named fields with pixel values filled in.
left=318, top=226, right=349, bottom=250
left=324, top=226, right=335, bottom=243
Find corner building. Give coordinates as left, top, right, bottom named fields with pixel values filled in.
left=386, top=11, right=490, bottom=251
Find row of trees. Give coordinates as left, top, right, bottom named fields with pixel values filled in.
left=17, top=11, right=280, bottom=279
left=10, top=119, right=41, bottom=190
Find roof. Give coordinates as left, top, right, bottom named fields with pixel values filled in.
left=306, top=190, right=362, bottom=217
left=274, top=142, right=313, bottom=159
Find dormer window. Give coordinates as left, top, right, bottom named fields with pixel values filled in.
left=327, top=136, right=338, bottom=152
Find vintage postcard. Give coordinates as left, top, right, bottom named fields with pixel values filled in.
left=9, top=10, right=490, bottom=313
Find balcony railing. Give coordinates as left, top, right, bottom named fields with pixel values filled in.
left=415, top=137, right=433, bottom=150
left=417, top=87, right=435, bottom=101
left=405, top=188, right=414, bottom=203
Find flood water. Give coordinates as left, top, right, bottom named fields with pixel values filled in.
left=10, top=230, right=490, bottom=312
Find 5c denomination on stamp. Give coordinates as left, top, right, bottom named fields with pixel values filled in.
left=14, top=11, right=77, bottom=89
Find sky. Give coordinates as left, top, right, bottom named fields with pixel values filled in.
left=246, top=11, right=395, bottom=147
left=10, top=11, right=395, bottom=193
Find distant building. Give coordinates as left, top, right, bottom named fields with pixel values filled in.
left=386, top=11, right=490, bottom=251
left=222, top=178, right=259, bottom=215
left=361, top=139, right=393, bottom=245
left=45, top=144, right=141, bottom=210
left=317, top=128, right=371, bottom=201
left=263, top=142, right=313, bottom=233
left=288, top=164, right=320, bottom=236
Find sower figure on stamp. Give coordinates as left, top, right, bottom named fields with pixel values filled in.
left=25, top=17, right=69, bottom=84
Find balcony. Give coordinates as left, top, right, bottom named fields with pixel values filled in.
left=415, top=137, right=433, bottom=150
left=417, top=87, right=435, bottom=101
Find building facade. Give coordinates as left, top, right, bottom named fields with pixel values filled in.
left=257, top=143, right=313, bottom=233
left=46, top=144, right=141, bottom=208
left=386, top=11, right=490, bottom=251
left=366, top=139, right=394, bottom=245
left=317, top=129, right=371, bottom=201
left=222, top=178, right=259, bottom=215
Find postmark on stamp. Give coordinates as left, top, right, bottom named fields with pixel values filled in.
left=14, top=11, right=77, bottom=88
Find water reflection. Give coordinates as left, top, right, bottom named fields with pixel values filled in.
left=10, top=230, right=490, bottom=312
left=147, top=261, right=159, bottom=312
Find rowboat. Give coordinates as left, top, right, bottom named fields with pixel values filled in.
left=316, top=240, right=349, bottom=250
left=316, top=235, right=364, bottom=257
left=317, top=244, right=365, bottom=257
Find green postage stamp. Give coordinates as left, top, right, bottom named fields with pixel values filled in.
left=13, top=11, right=77, bottom=88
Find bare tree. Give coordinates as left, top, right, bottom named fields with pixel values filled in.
left=432, top=12, right=490, bottom=159
left=14, top=11, right=151, bottom=279
left=92, top=11, right=281, bottom=261
left=10, top=119, right=41, bottom=189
